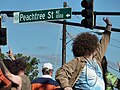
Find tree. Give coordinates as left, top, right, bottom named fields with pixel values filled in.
left=0, top=53, right=40, bottom=81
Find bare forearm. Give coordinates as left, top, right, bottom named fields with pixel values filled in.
left=0, top=60, right=21, bottom=86
left=0, top=60, right=10, bottom=76
left=104, top=17, right=112, bottom=32
left=104, top=25, right=112, bottom=33
left=10, top=56, right=15, bottom=61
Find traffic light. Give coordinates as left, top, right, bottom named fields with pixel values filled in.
left=81, top=0, right=94, bottom=29
left=0, top=28, right=7, bottom=45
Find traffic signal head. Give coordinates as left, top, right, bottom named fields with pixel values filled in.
left=81, top=0, right=93, bottom=8
left=81, top=0, right=94, bottom=29
left=0, top=28, right=7, bottom=45
left=81, top=19, right=93, bottom=28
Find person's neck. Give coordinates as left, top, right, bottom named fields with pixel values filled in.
left=49, top=73, right=52, bottom=77
left=84, top=54, right=94, bottom=60
left=18, top=71, right=25, bottom=76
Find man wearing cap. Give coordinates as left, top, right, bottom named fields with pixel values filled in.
left=31, top=63, right=60, bottom=90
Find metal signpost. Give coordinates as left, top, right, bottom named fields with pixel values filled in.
left=13, top=8, right=71, bottom=23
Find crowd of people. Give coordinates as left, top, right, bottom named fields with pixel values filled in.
left=0, top=17, right=120, bottom=90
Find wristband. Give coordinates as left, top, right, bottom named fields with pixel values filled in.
left=107, top=24, right=112, bottom=26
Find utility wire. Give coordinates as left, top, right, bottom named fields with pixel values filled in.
left=74, top=15, right=81, bottom=19
left=111, top=38, right=120, bottom=43
left=66, top=30, right=75, bottom=45
left=66, top=30, right=75, bottom=39
left=108, top=64, right=120, bottom=73
left=109, top=44, right=120, bottom=48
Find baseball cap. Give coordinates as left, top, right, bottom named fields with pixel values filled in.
left=42, top=63, right=53, bottom=70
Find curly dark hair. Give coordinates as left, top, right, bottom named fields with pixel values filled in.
left=72, top=32, right=98, bottom=57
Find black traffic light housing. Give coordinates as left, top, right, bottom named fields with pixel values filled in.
left=81, top=0, right=94, bottom=29
left=0, top=28, right=7, bottom=45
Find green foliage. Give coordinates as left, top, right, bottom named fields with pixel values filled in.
left=0, top=53, right=7, bottom=59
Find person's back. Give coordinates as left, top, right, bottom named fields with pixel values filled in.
left=32, top=76, right=60, bottom=90
left=31, top=63, right=60, bottom=90
left=20, top=75, right=31, bottom=90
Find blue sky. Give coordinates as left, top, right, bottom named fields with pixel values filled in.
left=0, top=0, right=120, bottom=78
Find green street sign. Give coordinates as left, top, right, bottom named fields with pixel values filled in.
left=14, top=8, right=72, bottom=23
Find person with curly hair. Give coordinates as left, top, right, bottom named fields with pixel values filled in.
left=55, top=17, right=112, bottom=90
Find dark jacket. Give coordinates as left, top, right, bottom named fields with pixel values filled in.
left=31, top=76, right=60, bottom=90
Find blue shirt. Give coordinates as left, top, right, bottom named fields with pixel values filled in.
left=74, top=59, right=105, bottom=90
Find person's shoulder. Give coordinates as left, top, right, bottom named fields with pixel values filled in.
left=20, top=75, right=29, bottom=80
left=70, top=57, right=86, bottom=64
left=20, top=75, right=31, bottom=84
left=49, top=78, right=60, bottom=86
left=20, top=75, right=31, bottom=90
left=31, top=77, right=42, bottom=84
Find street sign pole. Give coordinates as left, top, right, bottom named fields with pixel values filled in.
left=62, top=2, right=67, bottom=65
left=0, top=16, right=1, bottom=29
left=14, top=8, right=71, bottom=23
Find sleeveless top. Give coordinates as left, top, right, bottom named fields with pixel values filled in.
left=74, top=59, right=105, bottom=90
left=10, top=75, right=31, bottom=90
left=20, top=75, right=31, bottom=90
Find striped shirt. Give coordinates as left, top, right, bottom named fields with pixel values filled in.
left=31, top=75, right=60, bottom=90
left=74, top=59, right=105, bottom=90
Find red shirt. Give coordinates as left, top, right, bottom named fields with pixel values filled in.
left=0, top=69, right=11, bottom=89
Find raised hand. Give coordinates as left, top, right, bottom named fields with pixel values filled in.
left=103, top=17, right=112, bottom=25
left=6, top=47, right=15, bottom=61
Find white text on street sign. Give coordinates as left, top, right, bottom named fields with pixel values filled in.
left=14, top=8, right=72, bottom=23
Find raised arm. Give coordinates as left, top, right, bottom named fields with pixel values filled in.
left=0, top=59, right=21, bottom=86
left=7, top=47, right=15, bottom=61
left=96, top=17, right=112, bottom=62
